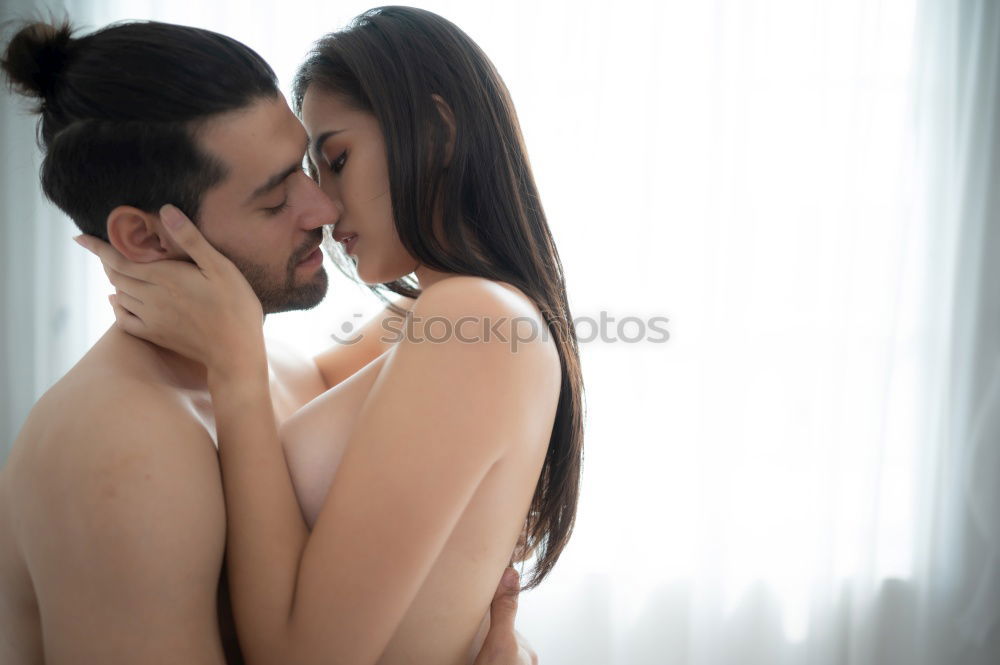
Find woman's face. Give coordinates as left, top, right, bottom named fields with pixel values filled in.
left=301, top=86, right=418, bottom=284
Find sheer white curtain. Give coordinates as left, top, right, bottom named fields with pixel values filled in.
left=1, top=1, right=998, bottom=663
left=1, top=0, right=97, bottom=456
left=512, top=1, right=1000, bottom=663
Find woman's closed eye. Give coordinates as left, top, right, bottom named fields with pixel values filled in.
left=327, top=150, right=347, bottom=174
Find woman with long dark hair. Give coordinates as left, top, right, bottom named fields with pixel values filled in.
left=84, top=7, right=584, bottom=664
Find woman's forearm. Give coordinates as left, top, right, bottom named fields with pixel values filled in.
left=208, top=357, right=309, bottom=661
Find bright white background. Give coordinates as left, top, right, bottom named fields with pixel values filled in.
left=2, top=1, right=998, bottom=663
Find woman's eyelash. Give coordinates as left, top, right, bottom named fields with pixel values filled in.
left=329, top=150, right=347, bottom=173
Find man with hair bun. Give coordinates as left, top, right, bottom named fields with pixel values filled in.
left=0, top=18, right=535, bottom=665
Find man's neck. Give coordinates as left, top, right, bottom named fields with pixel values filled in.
left=102, top=325, right=210, bottom=391
left=152, top=344, right=210, bottom=390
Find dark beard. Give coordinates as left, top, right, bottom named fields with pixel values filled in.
left=223, top=230, right=329, bottom=315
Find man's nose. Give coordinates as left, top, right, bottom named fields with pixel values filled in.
left=298, top=174, right=341, bottom=230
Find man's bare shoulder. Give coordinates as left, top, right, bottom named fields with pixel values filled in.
left=2, top=356, right=230, bottom=665
left=6, top=352, right=227, bottom=569
left=7, top=359, right=218, bottom=510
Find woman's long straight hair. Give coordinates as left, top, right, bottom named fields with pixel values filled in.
left=293, top=5, right=584, bottom=589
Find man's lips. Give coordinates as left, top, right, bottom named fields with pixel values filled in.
left=297, top=246, right=323, bottom=267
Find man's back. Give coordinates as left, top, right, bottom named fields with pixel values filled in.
left=0, top=326, right=325, bottom=664
left=0, top=463, right=42, bottom=663
left=0, top=326, right=231, bottom=663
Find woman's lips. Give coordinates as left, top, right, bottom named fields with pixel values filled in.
left=342, top=235, right=358, bottom=255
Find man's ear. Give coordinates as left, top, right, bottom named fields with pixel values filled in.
left=431, top=93, right=456, bottom=167
left=105, top=205, right=184, bottom=262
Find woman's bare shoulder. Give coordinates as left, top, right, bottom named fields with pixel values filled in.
left=414, top=276, right=558, bottom=362
left=417, top=275, right=538, bottom=314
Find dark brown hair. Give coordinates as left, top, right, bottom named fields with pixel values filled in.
left=293, top=6, right=584, bottom=589
left=1, top=19, right=279, bottom=239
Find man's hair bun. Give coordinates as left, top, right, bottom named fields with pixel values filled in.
left=1, top=20, right=75, bottom=103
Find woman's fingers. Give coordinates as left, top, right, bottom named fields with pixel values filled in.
left=74, top=235, right=154, bottom=282
left=113, top=288, right=145, bottom=316
left=159, top=204, right=224, bottom=270
left=75, top=204, right=262, bottom=369
left=472, top=567, right=524, bottom=665
left=491, top=567, right=520, bottom=635
left=106, top=268, right=150, bottom=301
left=109, top=293, right=148, bottom=339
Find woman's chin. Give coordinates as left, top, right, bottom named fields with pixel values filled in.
left=357, top=262, right=416, bottom=287
left=357, top=266, right=395, bottom=286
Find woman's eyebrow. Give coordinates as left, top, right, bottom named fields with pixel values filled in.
left=311, top=129, right=346, bottom=159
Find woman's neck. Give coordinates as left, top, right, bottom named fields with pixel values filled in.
left=414, top=265, right=452, bottom=290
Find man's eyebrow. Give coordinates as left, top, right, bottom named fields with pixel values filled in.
left=311, top=129, right=346, bottom=160
left=245, top=138, right=311, bottom=204
left=246, top=163, right=299, bottom=204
